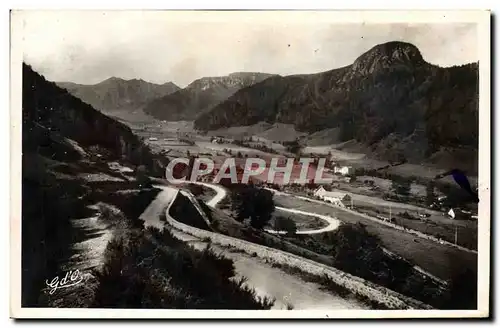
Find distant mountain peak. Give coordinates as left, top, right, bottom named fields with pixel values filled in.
left=58, top=76, right=180, bottom=111
left=99, top=76, right=126, bottom=84
left=351, top=41, right=425, bottom=75
left=142, top=72, right=275, bottom=121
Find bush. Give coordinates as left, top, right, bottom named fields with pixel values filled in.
left=188, top=183, right=204, bottom=196
left=93, top=227, right=275, bottom=309
left=391, top=176, right=412, bottom=198
left=273, top=216, right=297, bottom=236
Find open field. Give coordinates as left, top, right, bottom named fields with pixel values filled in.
left=355, top=204, right=478, bottom=250
left=272, top=194, right=477, bottom=281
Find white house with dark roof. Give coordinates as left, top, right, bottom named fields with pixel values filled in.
left=313, top=186, right=352, bottom=208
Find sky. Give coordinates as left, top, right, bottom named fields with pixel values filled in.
left=16, top=11, right=478, bottom=88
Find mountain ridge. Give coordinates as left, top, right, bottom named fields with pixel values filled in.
left=142, top=72, right=276, bottom=121
left=57, top=77, right=181, bottom=112
left=194, top=41, right=478, bottom=168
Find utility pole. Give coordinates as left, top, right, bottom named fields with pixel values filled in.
left=389, top=205, right=392, bottom=221
left=455, top=226, right=458, bottom=245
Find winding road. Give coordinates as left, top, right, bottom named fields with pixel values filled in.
left=140, top=184, right=370, bottom=310
left=190, top=181, right=448, bottom=286
left=193, top=181, right=341, bottom=235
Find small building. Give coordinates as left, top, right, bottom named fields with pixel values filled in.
left=314, top=186, right=352, bottom=208
left=334, top=166, right=354, bottom=176
left=447, top=208, right=469, bottom=220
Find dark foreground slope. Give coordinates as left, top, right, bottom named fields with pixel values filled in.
left=195, top=42, right=478, bottom=170
left=22, top=63, right=171, bottom=306
left=21, top=64, right=272, bottom=309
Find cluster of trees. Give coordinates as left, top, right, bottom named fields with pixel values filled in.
left=230, top=184, right=275, bottom=229
left=390, top=176, right=413, bottom=198
left=179, top=138, right=195, bottom=146
left=232, top=139, right=280, bottom=155
left=283, top=139, right=302, bottom=155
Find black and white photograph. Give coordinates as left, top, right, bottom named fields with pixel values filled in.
left=9, top=10, right=491, bottom=319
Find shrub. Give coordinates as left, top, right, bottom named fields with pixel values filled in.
left=273, top=216, right=297, bottom=236
left=93, top=227, right=274, bottom=309
left=188, top=183, right=204, bottom=196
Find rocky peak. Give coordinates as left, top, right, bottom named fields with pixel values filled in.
left=187, top=73, right=274, bottom=91
left=351, top=41, right=425, bottom=76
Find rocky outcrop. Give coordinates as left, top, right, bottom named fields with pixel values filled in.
left=194, top=41, right=478, bottom=170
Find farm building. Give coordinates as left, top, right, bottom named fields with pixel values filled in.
left=314, top=186, right=352, bottom=208
left=447, top=208, right=470, bottom=220
left=334, top=166, right=354, bottom=176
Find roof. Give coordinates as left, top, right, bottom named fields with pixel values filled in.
left=314, top=186, right=350, bottom=199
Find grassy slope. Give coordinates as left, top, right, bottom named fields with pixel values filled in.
left=273, top=194, right=477, bottom=282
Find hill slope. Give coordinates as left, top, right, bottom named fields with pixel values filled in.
left=143, top=72, right=276, bottom=121
left=22, top=64, right=170, bottom=306
left=22, top=65, right=274, bottom=310
left=58, top=77, right=180, bottom=112
left=194, top=41, right=479, bottom=166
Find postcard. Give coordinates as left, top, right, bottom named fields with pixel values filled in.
left=10, top=9, right=491, bottom=319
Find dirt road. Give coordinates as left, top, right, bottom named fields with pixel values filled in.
left=143, top=185, right=369, bottom=310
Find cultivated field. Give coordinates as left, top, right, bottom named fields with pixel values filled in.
left=273, top=194, right=477, bottom=281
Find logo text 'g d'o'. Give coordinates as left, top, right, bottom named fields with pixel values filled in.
left=45, top=269, right=85, bottom=294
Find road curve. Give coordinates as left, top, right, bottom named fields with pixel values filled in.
left=163, top=186, right=432, bottom=310
left=142, top=185, right=370, bottom=310
left=190, top=182, right=447, bottom=286
left=191, top=181, right=341, bottom=235
left=267, top=206, right=340, bottom=235
left=192, top=181, right=227, bottom=207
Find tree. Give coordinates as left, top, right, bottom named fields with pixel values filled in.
left=324, top=223, right=385, bottom=276
left=391, top=176, right=411, bottom=198
left=136, top=165, right=152, bottom=188
left=273, top=216, right=297, bottom=236
left=425, top=181, right=436, bottom=205
left=231, top=185, right=275, bottom=229
left=285, top=139, right=302, bottom=155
